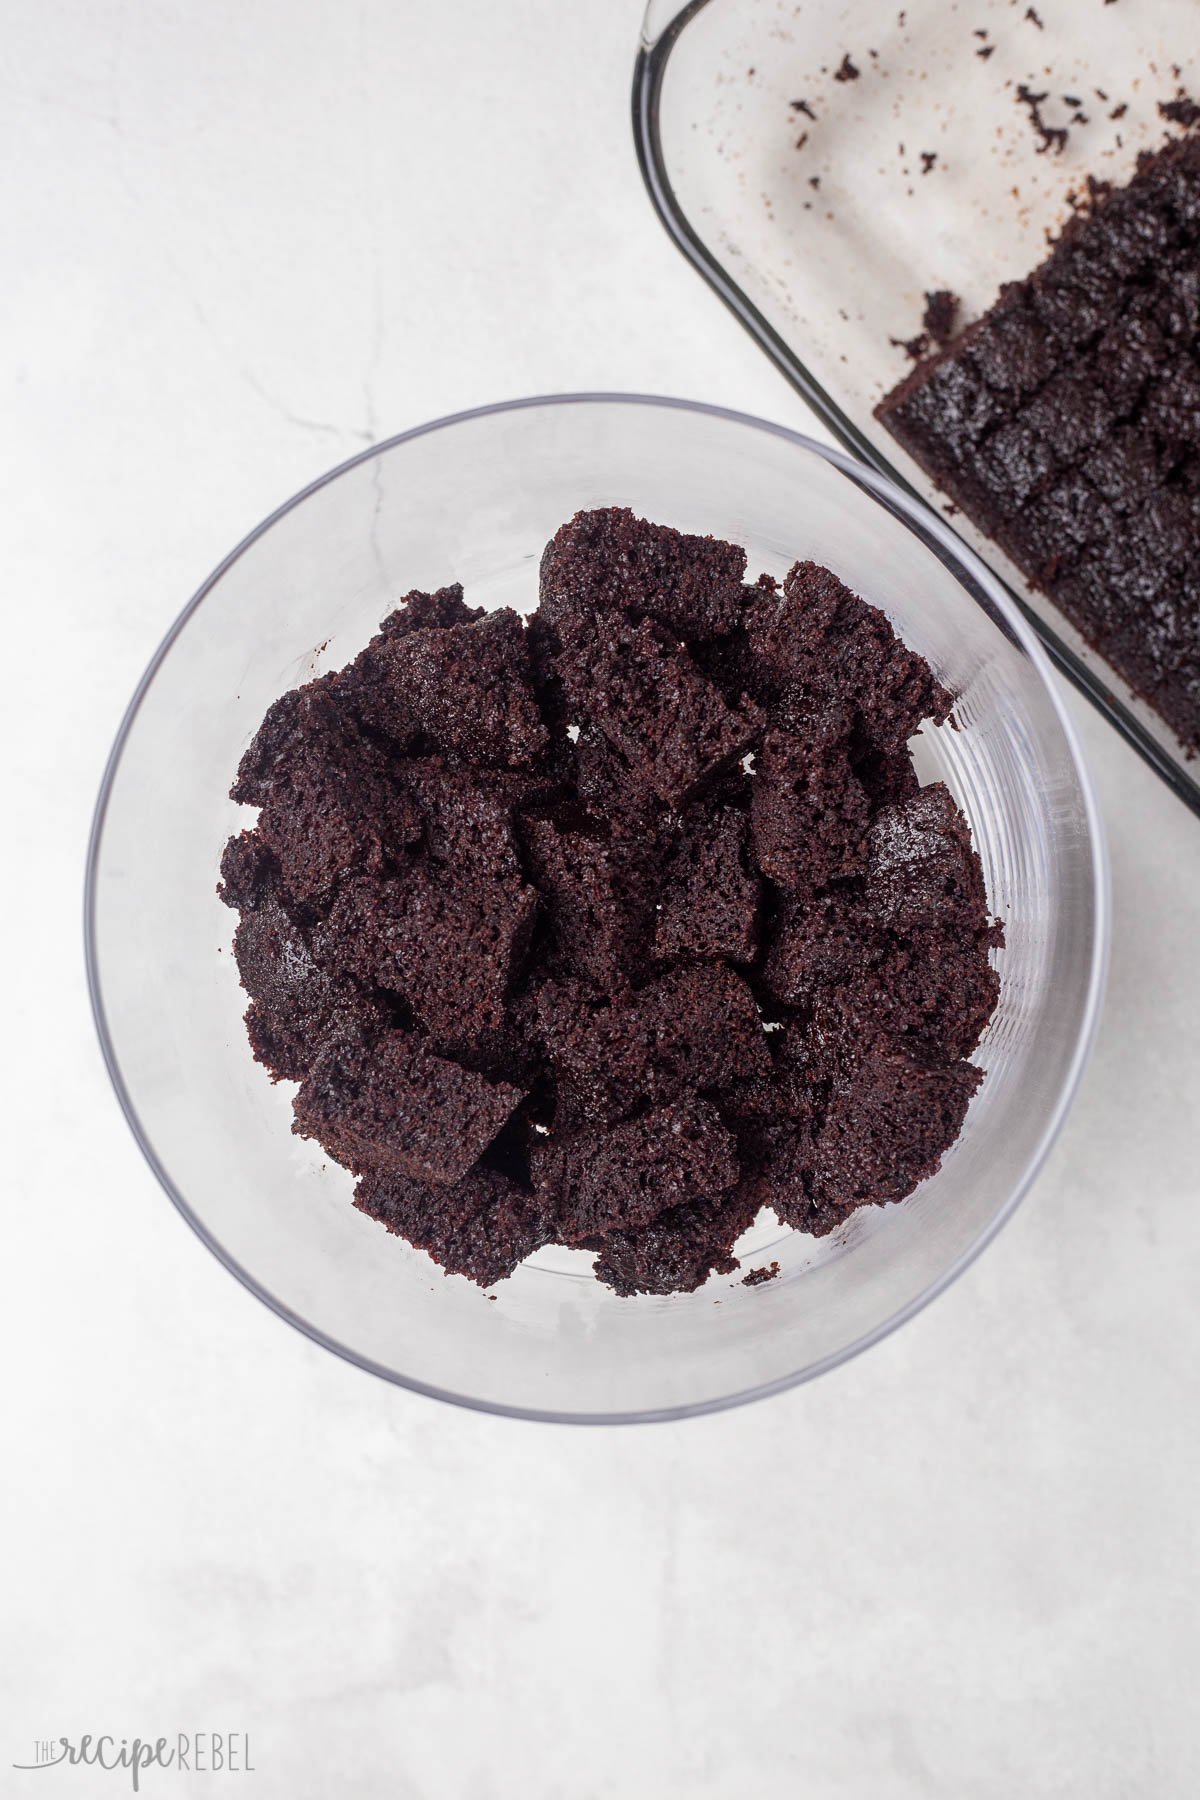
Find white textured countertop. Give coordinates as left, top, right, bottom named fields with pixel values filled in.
left=4, top=2, right=1198, bottom=1794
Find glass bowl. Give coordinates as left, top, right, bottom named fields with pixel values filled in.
left=86, top=394, right=1108, bottom=1423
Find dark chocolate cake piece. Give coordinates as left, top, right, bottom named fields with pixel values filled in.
left=808, top=1045, right=982, bottom=1221
left=537, top=963, right=772, bottom=1126
left=750, top=713, right=870, bottom=892
left=655, top=801, right=761, bottom=964
left=232, top=893, right=389, bottom=1084
left=232, top=677, right=422, bottom=909
left=372, top=583, right=483, bottom=638
left=876, top=134, right=1200, bottom=750
left=711, top=1047, right=824, bottom=1224
left=520, top=815, right=653, bottom=988
left=347, top=605, right=548, bottom=770
left=760, top=888, right=874, bottom=1010
left=745, top=561, right=951, bottom=750
left=355, top=1164, right=550, bottom=1287
left=531, top=1097, right=739, bottom=1244
left=863, top=783, right=994, bottom=939
left=316, top=865, right=539, bottom=1063
left=293, top=1027, right=525, bottom=1185
left=218, top=827, right=278, bottom=913
left=571, top=726, right=666, bottom=843
left=552, top=610, right=763, bottom=807
left=540, top=507, right=747, bottom=642
left=591, top=1185, right=761, bottom=1297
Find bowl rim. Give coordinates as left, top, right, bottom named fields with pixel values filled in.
left=83, top=390, right=1111, bottom=1426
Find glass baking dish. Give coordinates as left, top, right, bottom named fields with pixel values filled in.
left=634, top=0, right=1200, bottom=818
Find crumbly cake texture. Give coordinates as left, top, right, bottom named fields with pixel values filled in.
left=876, top=133, right=1200, bottom=751
left=220, top=507, right=1000, bottom=1294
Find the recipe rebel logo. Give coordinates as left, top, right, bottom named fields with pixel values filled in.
left=12, top=1734, right=254, bottom=1790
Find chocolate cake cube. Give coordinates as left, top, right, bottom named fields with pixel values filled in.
left=738, top=1120, right=835, bottom=1237
left=655, top=803, right=760, bottom=964
left=572, top=727, right=666, bottom=842
left=233, top=894, right=387, bottom=1083
left=348, top=606, right=548, bottom=770
left=850, top=737, right=920, bottom=810
left=1023, top=372, right=1115, bottom=466
left=877, top=354, right=1004, bottom=460
left=230, top=673, right=345, bottom=808
left=1082, top=427, right=1166, bottom=510
left=258, top=754, right=421, bottom=911
left=760, top=889, right=876, bottom=1009
left=712, top=1052, right=823, bottom=1220
left=372, top=583, right=483, bottom=639
left=218, top=827, right=278, bottom=913
left=868, top=933, right=1000, bottom=1063
left=591, top=1183, right=761, bottom=1296
left=538, top=963, right=772, bottom=1125
left=969, top=299, right=1057, bottom=397
left=399, top=757, right=548, bottom=885
left=555, top=612, right=763, bottom=807
left=317, top=862, right=539, bottom=1062
left=809, top=1045, right=982, bottom=1217
left=864, top=783, right=990, bottom=939
left=293, top=1027, right=526, bottom=1185
left=521, top=815, right=653, bottom=988
left=746, top=561, right=950, bottom=751
left=976, top=419, right=1057, bottom=509
left=750, top=715, right=870, bottom=892
left=355, top=1164, right=550, bottom=1287
left=231, top=676, right=421, bottom=907
left=540, top=507, right=748, bottom=642
left=531, top=1096, right=739, bottom=1243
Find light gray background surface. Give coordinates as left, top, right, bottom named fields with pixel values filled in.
left=3, top=3, right=1198, bottom=1795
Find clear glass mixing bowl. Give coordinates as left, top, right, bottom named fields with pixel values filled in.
left=86, top=395, right=1108, bottom=1422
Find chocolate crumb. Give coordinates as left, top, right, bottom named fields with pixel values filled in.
left=922, top=289, right=959, bottom=343
left=892, top=290, right=960, bottom=364
left=789, top=98, right=817, bottom=119
left=1159, top=92, right=1200, bottom=129
left=1015, top=83, right=1068, bottom=154
left=742, top=1262, right=780, bottom=1287
left=976, top=43, right=996, bottom=60
left=834, top=53, right=860, bottom=83
left=1025, top=6, right=1043, bottom=26
left=795, top=130, right=810, bottom=151
left=920, top=150, right=938, bottom=174
left=1110, top=102, right=1127, bottom=119
left=809, top=175, right=821, bottom=190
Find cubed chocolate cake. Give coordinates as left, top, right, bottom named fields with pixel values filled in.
left=220, top=509, right=1000, bottom=1293
left=293, top=1026, right=526, bottom=1185
left=530, top=1096, right=739, bottom=1244
left=876, top=134, right=1200, bottom=750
